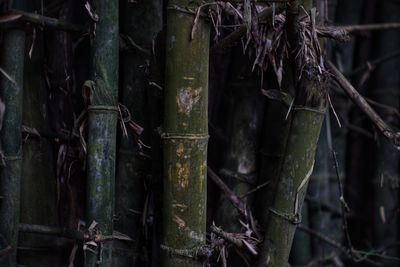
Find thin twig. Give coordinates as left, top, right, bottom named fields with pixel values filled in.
left=342, top=22, right=400, bottom=34
left=207, top=167, right=247, bottom=217
left=327, top=60, right=400, bottom=149
left=239, top=181, right=270, bottom=199
left=326, top=111, right=353, bottom=251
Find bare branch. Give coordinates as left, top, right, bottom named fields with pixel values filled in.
left=327, top=60, right=400, bottom=149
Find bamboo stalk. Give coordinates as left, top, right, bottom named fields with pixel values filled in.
left=213, top=52, right=264, bottom=267
left=18, top=30, right=62, bottom=267
left=289, top=203, right=312, bottom=265
left=0, top=1, right=27, bottom=266
left=257, top=107, right=325, bottom=267
left=85, top=0, right=118, bottom=266
left=255, top=2, right=301, bottom=229
left=257, top=1, right=328, bottom=266
left=255, top=99, right=293, bottom=228
left=162, top=1, right=210, bottom=266
left=114, top=1, right=162, bottom=266
left=307, top=0, right=345, bottom=260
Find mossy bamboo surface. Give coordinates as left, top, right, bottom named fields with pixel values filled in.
left=257, top=2, right=327, bottom=266
left=162, top=1, right=210, bottom=266
left=114, top=1, right=162, bottom=266
left=85, top=0, right=118, bottom=266
left=0, top=1, right=26, bottom=265
left=257, top=107, right=325, bottom=267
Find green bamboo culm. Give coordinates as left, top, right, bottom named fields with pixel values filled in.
left=257, top=108, right=325, bottom=267
left=257, top=1, right=327, bottom=266
left=0, top=1, right=27, bottom=266
left=162, top=1, right=210, bottom=266
left=85, top=0, right=118, bottom=266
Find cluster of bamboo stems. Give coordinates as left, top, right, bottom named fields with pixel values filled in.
left=0, top=0, right=399, bottom=267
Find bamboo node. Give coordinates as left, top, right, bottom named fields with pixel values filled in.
left=160, top=243, right=212, bottom=260
left=161, top=132, right=209, bottom=140
left=0, top=152, right=22, bottom=166
left=291, top=106, right=326, bottom=114
left=268, top=208, right=301, bottom=225
left=87, top=105, right=119, bottom=113
left=167, top=5, right=197, bottom=16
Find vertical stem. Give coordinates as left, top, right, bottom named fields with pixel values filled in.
left=0, top=1, right=26, bottom=266
left=289, top=203, right=312, bottom=265
left=18, top=31, right=61, bottom=267
left=114, top=1, right=162, bottom=266
left=214, top=59, right=264, bottom=266
left=162, top=1, right=210, bottom=266
left=85, top=0, right=118, bottom=266
left=257, top=1, right=328, bottom=266
left=257, top=108, right=325, bottom=267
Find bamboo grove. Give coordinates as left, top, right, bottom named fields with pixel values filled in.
left=0, top=0, right=399, bottom=266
